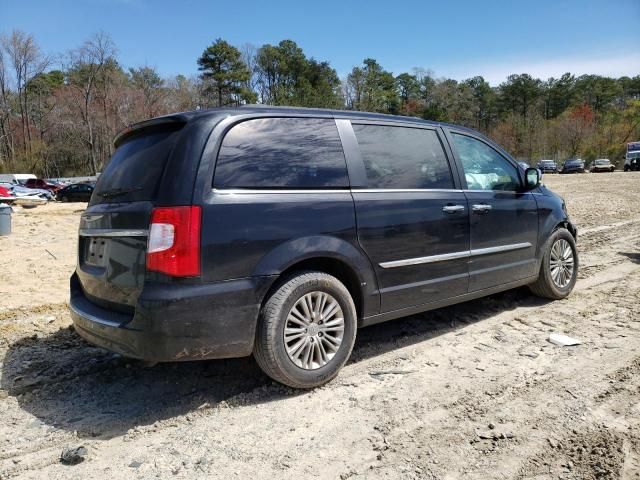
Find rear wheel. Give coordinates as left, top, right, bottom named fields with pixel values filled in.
left=61, top=196, right=69, bottom=202
left=529, top=228, right=578, bottom=299
left=254, top=271, right=357, bottom=389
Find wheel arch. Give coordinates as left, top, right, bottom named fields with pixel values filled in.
left=253, top=235, right=380, bottom=320
left=554, top=220, right=577, bottom=240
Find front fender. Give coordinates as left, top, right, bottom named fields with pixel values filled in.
left=535, top=189, right=577, bottom=257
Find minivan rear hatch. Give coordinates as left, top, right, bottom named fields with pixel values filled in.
left=77, top=120, right=185, bottom=312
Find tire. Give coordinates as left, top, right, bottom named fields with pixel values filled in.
left=624, top=165, right=630, bottom=172
left=529, top=228, right=579, bottom=300
left=254, top=271, right=357, bottom=389
left=61, top=196, right=69, bottom=202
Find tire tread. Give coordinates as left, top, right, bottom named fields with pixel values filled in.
left=254, top=271, right=356, bottom=389
left=529, top=227, right=578, bottom=300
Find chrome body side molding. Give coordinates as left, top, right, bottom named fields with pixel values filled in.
left=469, top=242, right=532, bottom=257
left=379, top=242, right=532, bottom=269
left=379, top=251, right=471, bottom=269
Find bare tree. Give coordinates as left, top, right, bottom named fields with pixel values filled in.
left=1, top=30, right=49, bottom=158
left=240, top=43, right=259, bottom=101
left=66, top=32, right=117, bottom=174
left=129, top=65, right=165, bottom=118
left=0, top=47, right=14, bottom=168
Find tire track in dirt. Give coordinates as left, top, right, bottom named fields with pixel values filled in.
left=336, top=270, right=640, bottom=479
left=1, top=176, right=640, bottom=478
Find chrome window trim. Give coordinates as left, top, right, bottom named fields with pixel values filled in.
left=352, top=188, right=464, bottom=194
left=213, top=188, right=466, bottom=194
left=212, top=188, right=352, bottom=195
left=212, top=188, right=544, bottom=195
left=463, top=189, right=519, bottom=193
left=379, top=242, right=532, bottom=269
left=79, top=229, right=148, bottom=237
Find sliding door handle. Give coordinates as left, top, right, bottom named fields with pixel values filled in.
left=472, top=204, right=492, bottom=214
left=442, top=205, right=465, bottom=214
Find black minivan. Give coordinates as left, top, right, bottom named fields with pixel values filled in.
left=70, top=106, right=578, bottom=388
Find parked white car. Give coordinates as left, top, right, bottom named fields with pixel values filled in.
left=0, top=173, right=37, bottom=185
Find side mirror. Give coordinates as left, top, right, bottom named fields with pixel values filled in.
left=524, top=167, right=541, bottom=190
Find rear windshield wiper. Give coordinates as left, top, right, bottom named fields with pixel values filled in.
left=98, top=186, right=144, bottom=199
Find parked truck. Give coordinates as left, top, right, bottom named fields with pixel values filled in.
left=624, top=142, right=640, bottom=171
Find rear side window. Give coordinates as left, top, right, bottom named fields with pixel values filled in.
left=353, top=125, right=453, bottom=189
left=92, top=126, right=182, bottom=204
left=214, top=118, right=348, bottom=189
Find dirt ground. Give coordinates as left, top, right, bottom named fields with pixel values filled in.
left=0, top=172, right=639, bottom=479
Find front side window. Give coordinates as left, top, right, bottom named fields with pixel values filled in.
left=353, top=124, right=453, bottom=189
left=452, top=134, right=520, bottom=191
left=214, top=118, right=348, bottom=189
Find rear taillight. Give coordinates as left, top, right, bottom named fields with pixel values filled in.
left=147, top=206, right=201, bottom=277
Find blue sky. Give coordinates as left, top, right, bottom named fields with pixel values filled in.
left=1, top=0, right=639, bottom=84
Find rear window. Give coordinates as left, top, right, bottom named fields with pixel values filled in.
left=214, top=118, right=348, bottom=189
left=91, top=126, right=182, bottom=204
left=353, top=124, right=453, bottom=189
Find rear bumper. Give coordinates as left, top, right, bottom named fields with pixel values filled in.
left=70, top=272, right=274, bottom=362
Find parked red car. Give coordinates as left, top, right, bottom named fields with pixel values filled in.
left=24, top=178, right=63, bottom=193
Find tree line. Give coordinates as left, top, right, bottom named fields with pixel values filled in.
left=0, top=30, right=638, bottom=177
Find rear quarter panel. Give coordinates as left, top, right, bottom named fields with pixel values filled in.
left=198, top=190, right=379, bottom=317
left=193, top=114, right=380, bottom=317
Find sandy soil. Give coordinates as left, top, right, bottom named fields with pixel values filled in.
left=0, top=172, right=639, bottom=479
left=0, top=202, right=81, bottom=311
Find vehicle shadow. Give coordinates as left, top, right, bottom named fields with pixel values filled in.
left=618, top=251, right=640, bottom=264
left=1, top=287, right=549, bottom=440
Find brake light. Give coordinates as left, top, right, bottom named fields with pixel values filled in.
left=147, top=206, right=201, bottom=277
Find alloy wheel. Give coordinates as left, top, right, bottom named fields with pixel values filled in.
left=284, top=291, right=345, bottom=370
left=550, top=238, right=574, bottom=288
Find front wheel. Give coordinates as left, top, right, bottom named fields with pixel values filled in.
left=529, top=228, right=578, bottom=299
left=254, top=271, right=357, bottom=389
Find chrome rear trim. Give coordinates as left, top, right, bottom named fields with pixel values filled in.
left=79, top=229, right=148, bottom=237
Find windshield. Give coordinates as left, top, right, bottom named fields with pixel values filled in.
left=91, top=126, right=183, bottom=205
left=595, top=159, right=609, bottom=165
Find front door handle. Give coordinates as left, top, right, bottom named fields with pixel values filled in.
left=442, top=205, right=465, bottom=214
left=472, top=204, right=492, bottom=214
